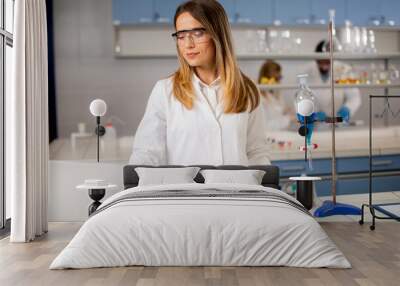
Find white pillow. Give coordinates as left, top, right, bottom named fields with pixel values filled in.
left=200, top=169, right=266, bottom=185
left=135, top=167, right=201, bottom=186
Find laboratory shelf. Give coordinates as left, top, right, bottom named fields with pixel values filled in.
left=257, top=83, right=400, bottom=90
left=237, top=52, right=400, bottom=60
left=115, top=52, right=400, bottom=60
left=112, top=23, right=400, bottom=32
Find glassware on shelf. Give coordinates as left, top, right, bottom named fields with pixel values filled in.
left=292, top=37, right=302, bottom=53
left=378, top=70, right=390, bottom=84
left=389, top=64, right=400, bottom=83
left=352, top=26, right=361, bottom=53
left=370, top=63, right=379, bottom=84
left=359, top=70, right=371, bottom=84
left=256, top=29, right=269, bottom=53
left=340, top=20, right=353, bottom=53
left=360, top=27, right=369, bottom=53
left=268, top=29, right=279, bottom=52
left=246, top=30, right=269, bottom=54
left=367, top=29, right=377, bottom=53
left=357, top=64, right=371, bottom=84
left=245, top=30, right=257, bottom=53
left=371, top=64, right=390, bottom=85
left=267, top=29, right=302, bottom=54
left=280, top=30, right=293, bottom=53
left=339, top=22, right=378, bottom=54
left=347, top=64, right=361, bottom=84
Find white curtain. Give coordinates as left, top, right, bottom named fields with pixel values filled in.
left=8, top=0, right=49, bottom=242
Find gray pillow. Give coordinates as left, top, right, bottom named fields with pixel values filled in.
left=200, top=169, right=266, bottom=185
left=135, top=167, right=201, bottom=186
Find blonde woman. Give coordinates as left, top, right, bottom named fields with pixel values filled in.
left=129, top=0, right=270, bottom=165
left=258, top=60, right=295, bottom=131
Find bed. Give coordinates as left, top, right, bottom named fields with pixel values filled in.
left=50, top=165, right=350, bottom=269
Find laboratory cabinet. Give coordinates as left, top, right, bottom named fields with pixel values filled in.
left=310, top=0, right=346, bottom=25
left=273, top=154, right=400, bottom=196
left=212, top=0, right=274, bottom=24
left=112, top=0, right=185, bottom=24
left=274, top=0, right=311, bottom=25
left=112, top=0, right=400, bottom=26
left=112, top=0, right=153, bottom=24
left=153, top=0, right=183, bottom=23
left=235, top=0, right=273, bottom=24
left=345, top=0, right=382, bottom=26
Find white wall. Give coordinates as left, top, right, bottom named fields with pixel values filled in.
left=48, top=160, right=125, bottom=221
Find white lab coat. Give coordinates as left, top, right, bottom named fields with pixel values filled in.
left=262, top=92, right=292, bottom=131
left=305, top=61, right=362, bottom=116
left=129, top=74, right=271, bottom=166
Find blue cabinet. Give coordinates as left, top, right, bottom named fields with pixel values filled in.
left=274, top=154, right=400, bottom=196
left=219, top=0, right=273, bottom=24
left=218, top=0, right=236, bottom=23
left=274, top=0, right=312, bottom=25
left=154, top=0, right=183, bottom=23
left=112, top=0, right=400, bottom=26
left=311, top=0, right=346, bottom=25
left=112, top=0, right=153, bottom=24
left=345, top=0, right=381, bottom=26
left=380, top=0, right=400, bottom=26
left=235, top=0, right=273, bottom=24
left=315, top=175, right=400, bottom=196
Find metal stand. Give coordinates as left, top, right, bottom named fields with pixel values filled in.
left=359, top=95, right=400, bottom=230
left=88, top=188, right=106, bottom=216
left=313, top=18, right=361, bottom=217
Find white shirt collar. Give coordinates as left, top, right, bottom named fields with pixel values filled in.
left=192, top=72, right=221, bottom=90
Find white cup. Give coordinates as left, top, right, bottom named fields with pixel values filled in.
left=78, top=122, right=86, bottom=134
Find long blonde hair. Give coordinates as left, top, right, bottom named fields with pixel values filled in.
left=172, top=0, right=260, bottom=113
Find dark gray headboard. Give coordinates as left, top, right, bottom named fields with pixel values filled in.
left=123, top=165, right=280, bottom=190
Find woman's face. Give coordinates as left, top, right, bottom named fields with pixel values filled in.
left=175, top=12, right=216, bottom=69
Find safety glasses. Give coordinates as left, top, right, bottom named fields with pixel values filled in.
left=171, top=27, right=209, bottom=45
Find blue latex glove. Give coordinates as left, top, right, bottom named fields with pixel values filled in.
left=315, top=111, right=327, bottom=122
left=337, top=106, right=350, bottom=122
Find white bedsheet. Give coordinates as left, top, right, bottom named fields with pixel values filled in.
left=50, top=183, right=350, bottom=269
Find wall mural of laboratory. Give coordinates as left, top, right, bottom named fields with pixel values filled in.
left=50, top=0, right=400, bottom=200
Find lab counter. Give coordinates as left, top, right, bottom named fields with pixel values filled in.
left=267, top=125, right=400, bottom=161
left=50, top=126, right=400, bottom=162
left=49, top=126, right=400, bottom=197
left=266, top=126, right=400, bottom=196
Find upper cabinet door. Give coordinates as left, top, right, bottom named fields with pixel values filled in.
left=153, top=0, right=184, bottom=23
left=218, top=0, right=236, bottom=23
left=380, top=0, right=400, bottom=26
left=311, top=0, right=346, bottom=25
left=112, top=0, right=154, bottom=24
left=274, top=0, right=312, bottom=25
left=345, top=0, right=381, bottom=26
left=235, top=0, right=273, bottom=24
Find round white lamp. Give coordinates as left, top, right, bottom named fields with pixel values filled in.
left=89, top=99, right=107, bottom=162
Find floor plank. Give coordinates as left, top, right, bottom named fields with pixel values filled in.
left=0, top=222, right=399, bottom=286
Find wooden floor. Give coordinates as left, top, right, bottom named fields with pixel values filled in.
left=0, top=222, right=399, bottom=286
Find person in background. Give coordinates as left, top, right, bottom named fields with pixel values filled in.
left=129, top=0, right=270, bottom=166
left=306, top=40, right=361, bottom=122
left=258, top=60, right=295, bottom=131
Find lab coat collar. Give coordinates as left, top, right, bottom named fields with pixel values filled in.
left=192, top=72, right=221, bottom=90
left=192, top=72, right=224, bottom=121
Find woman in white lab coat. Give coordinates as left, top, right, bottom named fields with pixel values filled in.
left=258, top=60, right=295, bottom=131
left=306, top=40, right=362, bottom=121
left=129, top=0, right=271, bottom=166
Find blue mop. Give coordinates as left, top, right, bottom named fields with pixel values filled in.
left=314, top=201, right=361, bottom=217
left=313, top=10, right=361, bottom=217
